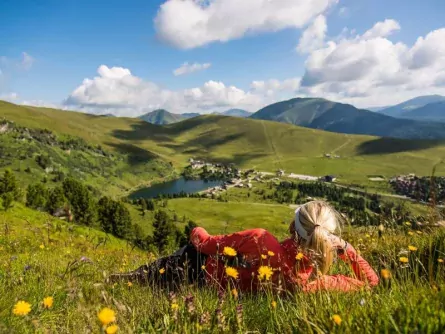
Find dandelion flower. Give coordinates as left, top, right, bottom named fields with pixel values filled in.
left=408, top=231, right=414, bottom=236
left=267, top=251, right=275, bottom=257
left=171, top=303, right=179, bottom=310
left=231, top=288, right=239, bottom=299
left=225, top=266, right=239, bottom=279
left=39, top=244, right=45, bottom=250
left=159, top=268, right=166, bottom=274
left=438, top=258, right=444, bottom=263
left=416, top=231, right=422, bottom=235
left=380, top=269, right=391, bottom=279
left=261, top=254, right=267, bottom=260
left=98, top=307, right=116, bottom=326
left=365, top=234, right=371, bottom=238
left=201, top=265, right=206, bottom=270
left=43, top=296, right=53, bottom=309
left=258, top=266, right=273, bottom=281
left=106, top=325, right=118, bottom=334
left=271, top=301, right=277, bottom=309
left=127, top=282, right=133, bottom=287
left=408, top=245, right=417, bottom=251
left=332, top=314, right=342, bottom=325
left=223, top=247, right=237, bottom=257
left=399, top=257, right=409, bottom=263
left=405, top=222, right=411, bottom=226
left=295, top=253, right=304, bottom=261
left=13, top=301, right=31, bottom=316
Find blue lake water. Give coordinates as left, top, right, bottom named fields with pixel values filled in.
left=129, top=177, right=223, bottom=199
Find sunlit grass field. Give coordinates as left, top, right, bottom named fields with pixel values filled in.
left=1, top=203, right=445, bottom=333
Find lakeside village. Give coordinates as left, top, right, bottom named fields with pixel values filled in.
left=184, top=159, right=445, bottom=203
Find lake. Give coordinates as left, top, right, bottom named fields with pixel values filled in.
left=129, top=177, right=223, bottom=199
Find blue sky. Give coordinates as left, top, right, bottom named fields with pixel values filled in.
left=1, top=0, right=445, bottom=115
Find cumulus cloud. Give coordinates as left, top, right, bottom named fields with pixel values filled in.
left=20, top=52, right=35, bottom=70
left=173, top=62, right=211, bottom=76
left=299, top=19, right=445, bottom=107
left=154, top=0, right=336, bottom=49
left=297, top=15, right=327, bottom=54
left=65, top=65, right=268, bottom=115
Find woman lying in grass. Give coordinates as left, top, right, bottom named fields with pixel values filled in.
left=110, top=201, right=379, bottom=292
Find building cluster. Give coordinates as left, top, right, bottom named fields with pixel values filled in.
left=389, top=174, right=445, bottom=203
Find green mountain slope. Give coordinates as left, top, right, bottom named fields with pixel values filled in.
left=138, top=109, right=186, bottom=125
left=379, top=95, right=445, bottom=117
left=250, top=97, right=445, bottom=139
left=2, top=100, right=445, bottom=187
left=401, top=101, right=445, bottom=121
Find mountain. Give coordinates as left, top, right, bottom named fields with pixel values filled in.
left=250, top=97, right=445, bottom=140
left=401, top=101, right=445, bottom=121
left=139, top=109, right=185, bottom=125
left=220, top=109, right=252, bottom=117
left=182, top=112, right=200, bottom=119
left=2, top=100, right=445, bottom=187
left=378, top=95, right=445, bottom=117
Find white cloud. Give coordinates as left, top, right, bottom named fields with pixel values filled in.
left=298, top=19, right=445, bottom=107
left=297, top=15, right=327, bottom=54
left=0, top=92, right=19, bottom=102
left=20, top=52, right=34, bottom=70
left=173, top=62, right=211, bottom=76
left=65, top=65, right=268, bottom=115
left=154, top=0, right=337, bottom=49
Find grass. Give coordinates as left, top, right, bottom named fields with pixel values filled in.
left=2, top=100, right=445, bottom=191
left=2, top=203, right=445, bottom=333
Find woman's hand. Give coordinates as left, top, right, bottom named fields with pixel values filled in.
left=327, top=233, right=348, bottom=252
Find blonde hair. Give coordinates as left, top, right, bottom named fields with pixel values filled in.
left=295, top=201, right=342, bottom=274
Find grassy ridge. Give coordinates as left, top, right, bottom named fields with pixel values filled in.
left=2, top=100, right=445, bottom=189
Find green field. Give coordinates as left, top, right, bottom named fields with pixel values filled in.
left=2, top=100, right=445, bottom=193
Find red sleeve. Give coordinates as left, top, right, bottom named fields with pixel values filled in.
left=338, top=243, right=379, bottom=287
left=190, top=227, right=221, bottom=255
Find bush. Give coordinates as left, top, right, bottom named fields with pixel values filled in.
left=26, top=183, right=48, bottom=210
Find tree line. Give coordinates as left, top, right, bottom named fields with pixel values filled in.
left=0, top=169, right=197, bottom=254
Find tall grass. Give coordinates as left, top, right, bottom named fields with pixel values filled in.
left=1, top=204, right=445, bottom=333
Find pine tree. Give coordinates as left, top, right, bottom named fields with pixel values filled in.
left=46, top=186, right=66, bottom=214
left=26, top=183, right=48, bottom=210
left=152, top=210, right=176, bottom=253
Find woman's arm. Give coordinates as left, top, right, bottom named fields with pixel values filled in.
left=190, top=227, right=221, bottom=255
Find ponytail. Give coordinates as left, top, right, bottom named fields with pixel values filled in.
left=307, top=225, right=334, bottom=274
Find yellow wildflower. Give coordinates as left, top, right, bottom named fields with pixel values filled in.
left=399, top=257, right=409, bottom=263
left=261, top=254, right=267, bottom=260
left=171, top=303, right=179, bottom=310
left=159, top=268, right=166, bottom=274
left=380, top=269, right=391, bottom=279
left=223, top=247, right=237, bottom=257
left=225, top=266, right=239, bottom=279
left=232, top=288, right=239, bottom=299
left=405, top=222, right=411, bottom=226
left=258, top=266, right=273, bottom=281
left=408, top=231, right=414, bottom=236
left=43, top=296, right=53, bottom=309
left=408, top=245, right=417, bottom=251
left=201, top=265, right=206, bottom=270
left=127, top=282, right=133, bottom=287
left=332, top=314, right=342, bottom=325
left=365, top=234, right=371, bottom=238
left=267, top=251, right=275, bottom=257
left=438, top=258, right=444, bottom=263
left=271, top=300, right=277, bottom=309
left=416, top=231, right=422, bottom=235
left=106, top=325, right=118, bottom=334
left=39, top=244, right=45, bottom=249
left=13, top=301, right=31, bottom=316
left=98, top=307, right=116, bottom=326
left=295, top=252, right=304, bottom=261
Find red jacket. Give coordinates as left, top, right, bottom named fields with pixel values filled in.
left=190, top=227, right=379, bottom=292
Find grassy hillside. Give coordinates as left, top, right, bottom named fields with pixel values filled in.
left=2, top=100, right=445, bottom=189
left=250, top=97, right=445, bottom=140
left=2, top=203, right=445, bottom=332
